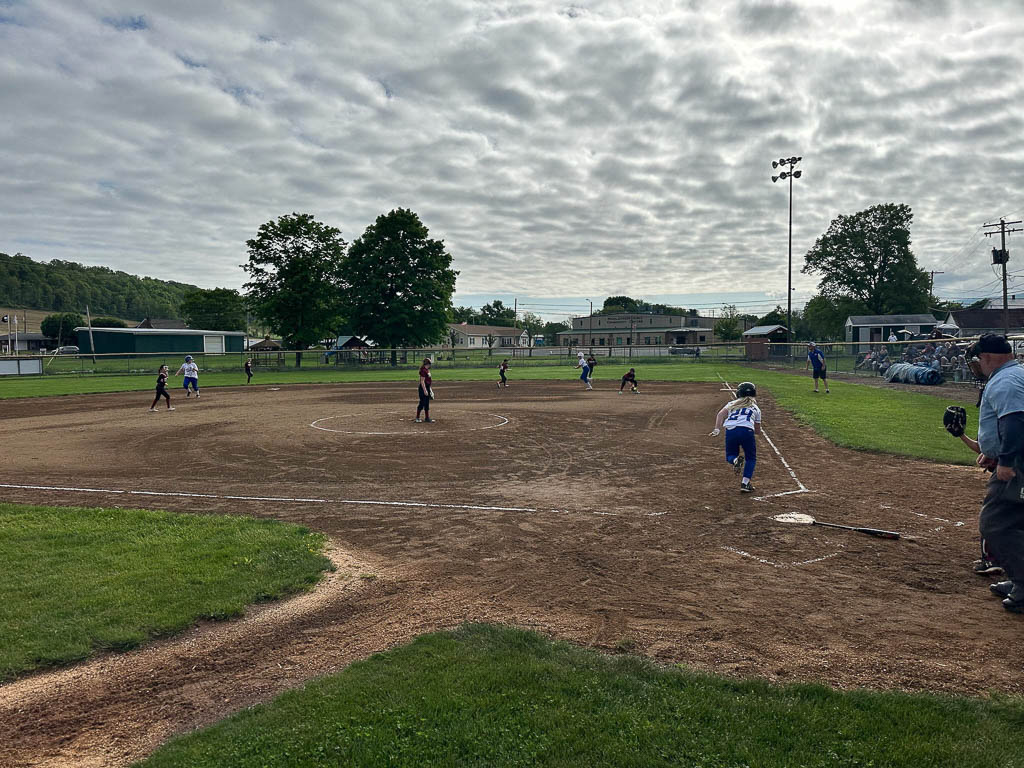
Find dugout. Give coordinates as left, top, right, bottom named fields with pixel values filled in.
left=75, top=327, right=246, bottom=355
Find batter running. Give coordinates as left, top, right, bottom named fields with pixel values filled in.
left=710, top=381, right=761, bottom=493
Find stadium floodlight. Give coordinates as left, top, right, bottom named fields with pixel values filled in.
left=770, top=155, right=803, bottom=348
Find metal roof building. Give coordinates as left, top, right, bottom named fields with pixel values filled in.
left=75, top=327, right=245, bottom=355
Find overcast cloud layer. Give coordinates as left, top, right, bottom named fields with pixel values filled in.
left=2, top=0, right=1023, bottom=314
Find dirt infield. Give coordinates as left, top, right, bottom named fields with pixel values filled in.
left=0, top=379, right=1020, bottom=767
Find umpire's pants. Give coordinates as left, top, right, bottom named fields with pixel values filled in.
left=980, top=474, right=1024, bottom=584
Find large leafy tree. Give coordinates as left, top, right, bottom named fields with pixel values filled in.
left=519, top=311, right=544, bottom=339
left=802, top=295, right=869, bottom=341
left=478, top=300, right=516, bottom=326
left=40, top=312, right=85, bottom=343
left=802, top=203, right=930, bottom=314
left=342, top=208, right=457, bottom=364
left=180, top=288, right=247, bottom=331
left=542, top=320, right=570, bottom=345
left=243, top=213, right=348, bottom=364
left=713, top=305, right=742, bottom=341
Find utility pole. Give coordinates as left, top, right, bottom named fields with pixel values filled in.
left=984, top=218, right=1023, bottom=335
left=929, top=271, right=944, bottom=295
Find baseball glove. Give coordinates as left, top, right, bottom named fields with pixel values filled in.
left=943, top=405, right=967, bottom=437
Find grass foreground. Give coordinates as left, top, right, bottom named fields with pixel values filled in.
left=138, top=623, right=1024, bottom=768
left=0, top=503, right=332, bottom=681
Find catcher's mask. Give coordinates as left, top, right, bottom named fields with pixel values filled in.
left=966, top=333, right=1012, bottom=381
left=735, top=381, right=757, bottom=398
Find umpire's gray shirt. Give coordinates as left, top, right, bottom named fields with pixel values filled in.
left=978, top=360, right=1024, bottom=458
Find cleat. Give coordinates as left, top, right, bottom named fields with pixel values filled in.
left=732, top=455, right=744, bottom=474
left=149, top=407, right=158, bottom=412
left=167, top=406, right=175, bottom=411
left=974, top=558, right=1004, bottom=576
left=740, top=483, right=756, bottom=494
left=424, top=418, right=434, bottom=423
left=991, top=581, right=1015, bottom=598
left=414, top=418, right=422, bottom=423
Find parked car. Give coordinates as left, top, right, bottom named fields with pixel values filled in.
left=56, top=346, right=79, bottom=354
left=668, top=346, right=701, bottom=357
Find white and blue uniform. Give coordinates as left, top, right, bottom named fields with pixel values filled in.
left=181, top=361, right=199, bottom=394
left=576, top=354, right=590, bottom=384
left=724, top=402, right=760, bottom=481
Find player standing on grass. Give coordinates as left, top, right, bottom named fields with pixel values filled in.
left=805, top=342, right=829, bottom=393
left=176, top=355, right=200, bottom=398
left=497, top=358, right=509, bottom=388
left=710, top=381, right=761, bottom=493
left=149, top=365, right=175, bottom=412
left=619, top=368, right=639, bottom=394
left=416, top=357, right=434, bottom=423
left=575, top=351, right=592, bottom=390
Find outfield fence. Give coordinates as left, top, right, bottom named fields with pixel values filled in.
left=0, top=336, right=1014, bottom=386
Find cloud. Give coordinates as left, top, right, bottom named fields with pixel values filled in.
left=0, top=0, right=1022, bottom=313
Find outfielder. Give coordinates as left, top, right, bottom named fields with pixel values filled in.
left=710, top=381, right=761, bottom=493
left=176, top=355, right=200, bottom=398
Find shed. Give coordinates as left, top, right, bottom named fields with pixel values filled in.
left=75, top=327, right=245, bottom=355
left=248, top=336, right=282, bottom=351
left=845, top=314, right=936, bottom=347
left=1, top=332, right=48, bottom=353
left=944, top=309, right=1024, bottom=337
left=742, top=325, right=789, bottom=360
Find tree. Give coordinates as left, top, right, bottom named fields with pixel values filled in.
left=713, top=305, right=742, bottom=341
left=341, top=208, right=457, bottom=365
left=756, top=305, right=787, bottom=328
left=40, top=312, right=85, bottom=343
left=485, top=332, right=496, bottom=355
left=802, top=203, right=930, bottom=314
left=519, top=311, right=544, bottom=339
left=91, top=317, right=127, bottom=328
left=601, top=295, right=639, bottom=314
left=451, top=306, right=477, bottom=323
left=542, top=320, right=569, bottom=345
left=180, top=288, right=247, bottom=331
left=478, top=300, right=516, bottom=326
left=243, top=213, right=348, bottom=366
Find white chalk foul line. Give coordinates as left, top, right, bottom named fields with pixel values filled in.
left=0, top=483, right=683, bottom=517
left=717, top=375, right=810, bottom=500
left=721, top=545, right=841, bottom=568
left=310, top=412, right=509, bottom=435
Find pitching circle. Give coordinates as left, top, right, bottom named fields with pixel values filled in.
left=310, top=411, right=509, bottom=435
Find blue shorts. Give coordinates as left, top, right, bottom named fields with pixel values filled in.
left=183, top=376, right=199, bottom=391
left=580, top=365, right=590, bottom=382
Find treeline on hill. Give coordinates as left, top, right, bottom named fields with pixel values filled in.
left=0, top=252, right=198, bottom=320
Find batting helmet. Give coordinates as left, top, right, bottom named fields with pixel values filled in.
left=735, top=381, right=756, bottom=397
left=185, top=355, right=193, bottom=362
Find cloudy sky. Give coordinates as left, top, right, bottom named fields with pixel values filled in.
left=2, top=0, right=1023, bottom=320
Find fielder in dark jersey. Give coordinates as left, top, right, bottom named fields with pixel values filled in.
left=416, top=358, right=434, bottom=423
left=805, top=342, right=830, bottom=393
left=619, top=368, right=638, bottom=394
left=149, top=366, right=174, bottom=411
left=497, top=359, right=509, bottom=388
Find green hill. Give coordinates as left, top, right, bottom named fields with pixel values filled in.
left=0, top=252, right=199, bottom=319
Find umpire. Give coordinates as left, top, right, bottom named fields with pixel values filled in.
left=972, top=334, right=1024, bottom=612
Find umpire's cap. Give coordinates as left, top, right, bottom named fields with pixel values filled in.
left=736, top=381, right=756, bottom=397
left=968, top=333, right=1012, bottom=357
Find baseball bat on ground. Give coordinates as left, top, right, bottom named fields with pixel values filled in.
left=772, top=512, right=901, bottom=540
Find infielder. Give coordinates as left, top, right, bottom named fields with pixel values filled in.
left=497, top=359, right=509, bottom=388
left=710, top=381, right=761, bottom=493
left=618, top=368, right=639, bottom=394
left=148, top=365, right=175, bottom=412
left=416, top=357, right=434, bottom=423
left=176, top=355, right=200, bottom=398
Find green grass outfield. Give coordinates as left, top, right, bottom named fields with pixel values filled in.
left=0, top=503, right=332, bottom=681
left=137, top=623, right=1024, bottom=768
left=0, top=362, right=974, bottom=464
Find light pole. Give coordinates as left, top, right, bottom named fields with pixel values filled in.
left=772, top=156, right=802, bottom=346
